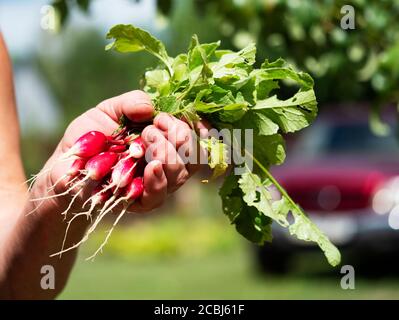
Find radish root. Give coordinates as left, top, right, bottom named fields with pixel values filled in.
left=86, top=203, right=130, bottom=261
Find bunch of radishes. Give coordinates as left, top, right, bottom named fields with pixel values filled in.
left=31, top=128, right=148, bottom=259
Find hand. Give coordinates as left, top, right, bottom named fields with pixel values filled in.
left=39, top=90, right=207, bottom=213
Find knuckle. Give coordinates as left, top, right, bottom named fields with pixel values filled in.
left=151, top=182, right=167, bottom=194
left=175, top=168, right=189, bottom=188
left=176, top=129, right=191, bottom=145
left=130, top=89, right=150, bottom=101
left=142, top=125, right=157, bottom=142
left=177, top=120, right=190, bottom=131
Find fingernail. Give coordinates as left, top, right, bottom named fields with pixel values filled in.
left=153, top=161, right=163, bottom=178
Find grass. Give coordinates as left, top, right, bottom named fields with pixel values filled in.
left=58, top=183, right=399, bottom=300
left=59, top=245, right=399, bottom=299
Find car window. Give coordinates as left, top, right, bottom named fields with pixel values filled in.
left=293, top=121, right=399, bottom=157
left=326, top=123, right=399, bottom=154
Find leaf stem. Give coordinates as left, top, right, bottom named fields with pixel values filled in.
left=244, top=148, right=305, bottom=215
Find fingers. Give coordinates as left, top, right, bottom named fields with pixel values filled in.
left=96, top=90, right=154, bottom=123
left=127, top=160, right=167, bottom=212
left=141, top=125, right=189, bottom=193
left=194, top=119, right=212, bottom=138
left=153, top=113, right=203, bottom=175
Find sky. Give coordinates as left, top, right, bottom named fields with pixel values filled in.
left=0, top=0, right=156, bottom=133
left=0, top=0, right=155, bottom=55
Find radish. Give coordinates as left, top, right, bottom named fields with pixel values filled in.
left=79, top=155, right=137, bottom=214
left=47, top=158, right=87, bottom=193
left=84, top=151, right=119, bottom=181
left=107, top=137, right=125, bottom=146
left=124, top=176, right=144, bottom=200
left=108, top=144, right=127, bottom=153
left=93, top=176, right=144, bottom=224
left=128, top=136, right=145, bottom=159
left=43, top=127, right=148, bottom=259
left=67, top=158, right=87, bottom=177
left=111, top=157, right=137, bottom=189
left=24, top=131, right=107, bottom=191
left=31, top=152, right=118, bottom=203
left=64, top=131, right=108, bottom=159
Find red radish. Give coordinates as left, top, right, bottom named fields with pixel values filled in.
left=82, top=183, right=113, bottom=210
left=106, top=136, right=125, bottom=145
left=48, top=129, right=149, bottom=259
left=129, top=136, right=145, bottom=158
left=67, top=158, right=87, bottom=177
left=91, top=184, right=113, bottom=204
left=85, top=151, right=119, bottom=181
left=24, top=138, right=95, bottom=191
left=33, top=151, right=118, bottom=203
left=111, top=157, right=137, bottom=189
left=95, top=176, right=144, bottom=223
left=88, top=155, right=137, bottom=200
left=124, top=177, right=144, bottom=200
left=108, top=144, right=127, bottom=153
left=66, top=131, right=108, bottom=158
left=46, top=158, right=86, bottom=194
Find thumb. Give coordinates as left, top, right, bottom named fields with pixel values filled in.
left=96, top=90, right=154, bottom=123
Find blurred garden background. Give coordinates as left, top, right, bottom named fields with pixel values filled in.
left=2, top=0, right=399, bottom=299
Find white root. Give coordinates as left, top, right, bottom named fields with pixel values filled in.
left=23, top=155, right=79, bottom=191
left=26, top=176, right=81, bottom=217
left=59, top=202, right=97, bottom=258
left=86, top=203, right=130, bottom=261
left=50, top=197, right=127, bottom=257
left=97, top=194, right=117, bottom=217
left=26, top=197, right=46, bottom=216
left=47, top=174, right=79, bottom=193
left=30, top=175, right=89, bottom=202
left=60, top=188, right=83, bottom=219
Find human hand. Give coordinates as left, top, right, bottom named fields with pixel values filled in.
left=35, top=90, right=208, bottom=213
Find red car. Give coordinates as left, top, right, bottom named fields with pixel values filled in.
left=256, top=111, right=399, bottom=273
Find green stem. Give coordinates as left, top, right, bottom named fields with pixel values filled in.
left=244, top=148, right=304, bottom=215
left=153, top=52, right=173, bottom=77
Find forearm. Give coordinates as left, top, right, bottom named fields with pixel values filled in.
left=0, top=156, right=90, bottom=299
left=0, top=32, right=25, bottom=186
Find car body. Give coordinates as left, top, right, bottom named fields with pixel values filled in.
left=256, top=110, right=399, bottom=273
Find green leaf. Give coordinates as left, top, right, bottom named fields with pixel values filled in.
left=239, top=111, right=279, bottom=136
left=105, top=24, right=339, bottom=266
left=260, top=59, right=314, bottom=90
left=188, top=35, right=220, bottom=71
left=253, top=90, right=318, bottom=133
left=215, top=43, right=256, bottom=67
left=157, top=96, right=180, bottom=113
left=145, top=69, right=170, bottom=96
left=289, top=206, right=341, bottom=267
left=171, top=54, right=189, bottom=83
left=239, top=171, right=289, bottom=226
left=200, top=137, right=229, bottom=179
left=219, top=173, right=272, bottom=244
left=106, top=24, right=172, bottom=74
left=234, top=205, right=273, bottom=244
left=252, top=134, right=286, bottom=166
